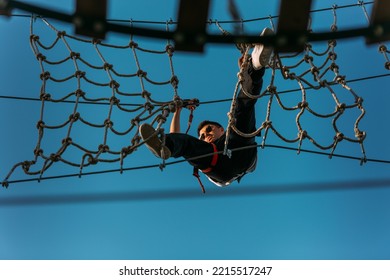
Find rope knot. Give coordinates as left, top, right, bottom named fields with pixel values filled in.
left=298, top=101, right=308, bottom=108
left=334, top=132, right=344, bottom=142
left=299, top=130, right=308, bottom=139
left=330, top=63, right=339, bottom=71
left=144, top=102, right=154, bottom=112
left=92, top=38, right=102, bottom=45
left=137, top=69, right=147, bottom=77
left=57, top=31, right=66, bottom=38
left=104, top=119, right=113, bottom=128
left=70, top=52, right=80, bottom=59
left=30, top=34, right=39, bottom=41
left=141, top=90, right=151, bottom=99
left=304, top=54, right=313, bottom=62
left=267, top=85, right=277, bottom=94
left=379, top=44, right=387, bottom=53
left=335, top=75, right=346, bottom=84
left=103, top=62, right=113, bottom=70
left=34, top=148, right=43, bottom=156
left=36, top=53, right=46, bottom=61
left=261, top=120, right=272, bottom=128
left=75, top=89, right=85, bottom=97
left=40, top=93, right=51, bottom=101
left=170, top=75, right=179, bottom=88
left=355, top=130, right=366, bottom=141
left=328, top=51, right=337, bottom=60
left=109, top=96, right=120, bottom=105
left=166, top=44, right=175, bottom=56
left=36, top=120, right=45, bottom=129
left=98, top=144, right=110, bottom=153
left=50, top=153, right=61, bottom=162
left=75, top=70, right=85, bottom=78
left=69, top=112, right=80, bottom=122
left=129, top=41, right=138, bottom=48
left=109, top=80, right=120, bottom=89
left=62, top=137, right=73, bottom=145
left=336, top=103, right=346, bottom=112
left=40, top=71, right=51, bottom=81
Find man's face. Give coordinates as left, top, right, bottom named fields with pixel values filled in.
left=198, top=124, right=224, bottom=143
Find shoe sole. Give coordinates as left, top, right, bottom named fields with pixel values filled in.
left=139, top=124, right=171, bottom=160
left=256, top=28, right=274, bottom=68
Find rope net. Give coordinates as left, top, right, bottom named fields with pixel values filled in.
left=219, top=5, right=367, bottom=162
left=2, top=4, right=375, bottom=186
left=3, top=17, right=181, bottom=186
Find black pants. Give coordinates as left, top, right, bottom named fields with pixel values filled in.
left=165, top=64, right=265, bottom=184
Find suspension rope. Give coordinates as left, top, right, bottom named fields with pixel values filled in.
left=2, top=142, right=390, bottom=187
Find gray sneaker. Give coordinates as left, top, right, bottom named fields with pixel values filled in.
left=251, top=27, right=274, bottom=69
left=139, top=123, right=171, bottom=160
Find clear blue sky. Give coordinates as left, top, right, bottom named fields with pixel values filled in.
left=1, top=0, right=390, bottom=260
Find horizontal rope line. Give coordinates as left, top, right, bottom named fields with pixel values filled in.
left=2, top=72, right=389, bottom=105
left=2, top=143, right=389, bottom=187
left=6, top=1, right=374, bottom=25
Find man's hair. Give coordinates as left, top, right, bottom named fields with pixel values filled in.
left=197, top=120, right=223, bottom=136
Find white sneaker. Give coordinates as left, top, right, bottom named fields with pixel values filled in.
left=139, top=123, right=171, bottom=160
left=251, top=27, right=274, bottom=69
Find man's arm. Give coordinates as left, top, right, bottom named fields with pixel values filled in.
left=170, top=107, right=182, bottom=133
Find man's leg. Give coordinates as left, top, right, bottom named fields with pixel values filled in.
left=139, top=123, right=216, bottom=169
left=165, top=133, right=216, bottom=168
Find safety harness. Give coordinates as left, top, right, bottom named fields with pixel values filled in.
left=192, top=142, right=218, bottom=193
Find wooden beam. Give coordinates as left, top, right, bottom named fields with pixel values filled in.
left=366, top=0, right=390, bottom=44
left=276, top=0, right=313, bottom=53
left=73, top=0, right=107, bottom=39
left=0, top=0, right=12, bottom=17
left=174, top=0, right=211, bottom=52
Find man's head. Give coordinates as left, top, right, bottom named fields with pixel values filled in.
left=197, top=120, right=225, bottom=143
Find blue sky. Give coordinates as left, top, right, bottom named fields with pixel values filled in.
left=0, top=0, right=390, bottom=260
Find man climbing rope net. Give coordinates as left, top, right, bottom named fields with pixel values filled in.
left=139, top=27, right=274, bottom=190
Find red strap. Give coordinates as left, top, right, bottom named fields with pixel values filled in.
left=201, top=142, right=218, bottom=173
left=193, top=167, right=206, bottom=193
